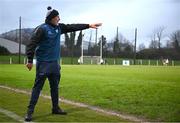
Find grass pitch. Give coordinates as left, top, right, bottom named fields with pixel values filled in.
left=0, top=87, right=125, bottom=122
left=0, top=64, right=180, bottom=121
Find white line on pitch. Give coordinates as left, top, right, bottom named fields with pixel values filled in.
left=0, top=85, right=148, bottom=122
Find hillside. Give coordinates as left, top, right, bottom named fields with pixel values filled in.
left=0, top=28, right=33, bottom=45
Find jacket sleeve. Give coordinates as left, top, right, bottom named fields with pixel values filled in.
left=59, top=23, right=89, bottom=34
left=26, top=27, right=44, bottom=63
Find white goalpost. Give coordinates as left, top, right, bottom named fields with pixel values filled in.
left=79, top=56, right=102, bottom=64
left=78, top=29, right=103, bottom=64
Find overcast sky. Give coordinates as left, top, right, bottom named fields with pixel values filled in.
left=0, top=0, right=179, bottom=47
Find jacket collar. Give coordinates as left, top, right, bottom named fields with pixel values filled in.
left=45, top=19, right=58, bottom=28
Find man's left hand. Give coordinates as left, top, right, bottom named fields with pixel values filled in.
left=89, top=23, right=102, bottom=29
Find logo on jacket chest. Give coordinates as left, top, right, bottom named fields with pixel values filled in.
left=47, top=29, right=59, bottom=39
left=55, top=29, right=58, bottom=33
left=47, top=29, right=59, bottom=35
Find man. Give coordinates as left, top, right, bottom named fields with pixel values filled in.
left=25, top=6, right=102, bottom=122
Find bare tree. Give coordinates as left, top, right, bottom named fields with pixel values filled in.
left=149, top=40, right=159, bottom=49
left=154, top=26, right=166, bottom=49
left=165, top=40, right=173, bottom=48
left=149, top=32, right=158, bottom=49
left=170, top=30, right=180, bottom=52
left=138, top=43, right=146, bottom=51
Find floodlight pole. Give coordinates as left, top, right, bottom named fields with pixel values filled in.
left=95, top=28, right=98, bottom=44
left=117, top=26, right=119, bottom=41
left=18, top=16, right=22, bottom=64
left=133, top=28, right=137, bottom=65
left=95, top=28, right=98, bottom=56
left=81, top=33, right=84, bottom=64
left=100, top=36, right=102, bottom=60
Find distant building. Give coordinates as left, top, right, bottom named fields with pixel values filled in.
left=0, top=38, right=26, bottom=54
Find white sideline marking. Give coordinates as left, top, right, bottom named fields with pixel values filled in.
left=0, top=108, right=24, bottom=122
left=0, top=85, right=148, bottom=122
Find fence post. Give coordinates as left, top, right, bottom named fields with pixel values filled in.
left=23, top=58, right=26, bottom=64
left=156, top=60, right=158, bottom=66
left=132, top=60, right=134, bottom=65
left=148, top=60, right=150, bottom=65
left=60, top=59, right=62, bottom=65
left=114, top=59, right=116, bottom=65
left=10, top=57, right=12, bottom=64
left=172, top=60, right=174, bottom=66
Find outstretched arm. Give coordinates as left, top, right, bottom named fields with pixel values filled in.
left=59, top=23, right=102, bottom=34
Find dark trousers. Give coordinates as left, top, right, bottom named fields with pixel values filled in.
left=27, top=61, right=60, bottom=113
